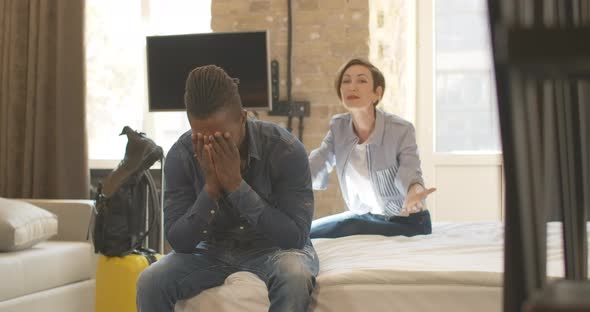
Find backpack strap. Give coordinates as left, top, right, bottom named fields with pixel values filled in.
left=144, top=253, right=158, bottom=265
left=133, top=248, right=159, bottom=265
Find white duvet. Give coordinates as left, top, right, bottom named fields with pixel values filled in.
left=175, top=222, right=577, bottom=312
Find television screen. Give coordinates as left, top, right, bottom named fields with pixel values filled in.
left=146, top=31, right=270, bottom=111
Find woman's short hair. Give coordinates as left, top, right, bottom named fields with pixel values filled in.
left=334, top=58, right=386, bottom=106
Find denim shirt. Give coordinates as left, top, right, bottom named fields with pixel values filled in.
left=309, top=108, right=424, bottom=216
left=164, top=119, right=315, bottom=253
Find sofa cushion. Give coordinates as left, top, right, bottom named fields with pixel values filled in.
left=0, top=241, right=95, bottom=301
left=0, top=198, right=58, bottom=251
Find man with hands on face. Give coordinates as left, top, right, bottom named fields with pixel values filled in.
left=136, top=65, right=319, bottom=312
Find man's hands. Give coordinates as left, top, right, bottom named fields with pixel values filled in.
left=192, top=132, right=243, bottom=198
left=400, top=184, right=436, bottom=216
left=192, top=133, right=222, bottom=199
left=209, top=132, right=242, bottom=192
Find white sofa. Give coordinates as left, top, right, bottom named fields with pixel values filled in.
left=0, top=199, right=96, bottom=312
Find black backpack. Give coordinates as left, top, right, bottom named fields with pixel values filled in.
left=91, top=126, right=164, bottom=257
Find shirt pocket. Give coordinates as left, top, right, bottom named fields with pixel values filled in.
left=372, top=166, right=405, bottom=214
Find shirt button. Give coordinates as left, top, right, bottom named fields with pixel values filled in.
left=202, top=230, right=208, bottom=234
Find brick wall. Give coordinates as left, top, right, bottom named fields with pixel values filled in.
left=212, top=0, right=410, bottom=219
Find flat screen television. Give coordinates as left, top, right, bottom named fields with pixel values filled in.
left=146, top=31, right=270, bottom=111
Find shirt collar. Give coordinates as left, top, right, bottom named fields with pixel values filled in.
left=244, top=119, right=261, bottom=164
left=372, top=108, right=386, bottom=146
left=346, top=108, right=386, bottom=146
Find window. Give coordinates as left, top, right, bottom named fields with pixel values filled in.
left=85, top=0, right=211, bottom=167
left=434, top=0, right=501, bottom=153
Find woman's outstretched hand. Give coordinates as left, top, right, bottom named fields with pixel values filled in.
left=401, top=184, right=436, bottom=215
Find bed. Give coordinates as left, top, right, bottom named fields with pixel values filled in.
left=174, top=222, right=575, bottom=312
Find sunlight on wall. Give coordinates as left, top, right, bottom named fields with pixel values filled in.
left=86, top=0, right=211, bottom=164
left=369, top=0, right=416, bottom=123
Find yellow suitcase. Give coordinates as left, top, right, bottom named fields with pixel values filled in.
left=95, top=249, right=162, bottom=312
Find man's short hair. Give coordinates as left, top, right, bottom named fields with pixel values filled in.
left=184, top=65, right=242, bottom=119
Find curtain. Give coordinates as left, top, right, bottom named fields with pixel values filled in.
left=489, top=0, right=590, bottom=311
left=0, top=0, right=88, bottom=199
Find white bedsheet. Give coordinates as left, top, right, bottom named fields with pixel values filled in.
left=175, top=222, right=576, bottom=312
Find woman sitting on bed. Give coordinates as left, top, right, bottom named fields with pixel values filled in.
left=309, top=58, right=436, bottom=238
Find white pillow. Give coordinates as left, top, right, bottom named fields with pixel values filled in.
left=0, top=198, right=58, bottom=252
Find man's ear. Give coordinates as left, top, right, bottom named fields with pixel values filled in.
left=241, top=109, right=248, bottom=123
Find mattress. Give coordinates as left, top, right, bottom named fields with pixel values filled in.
left=175, top=222, right=575, bottom=312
